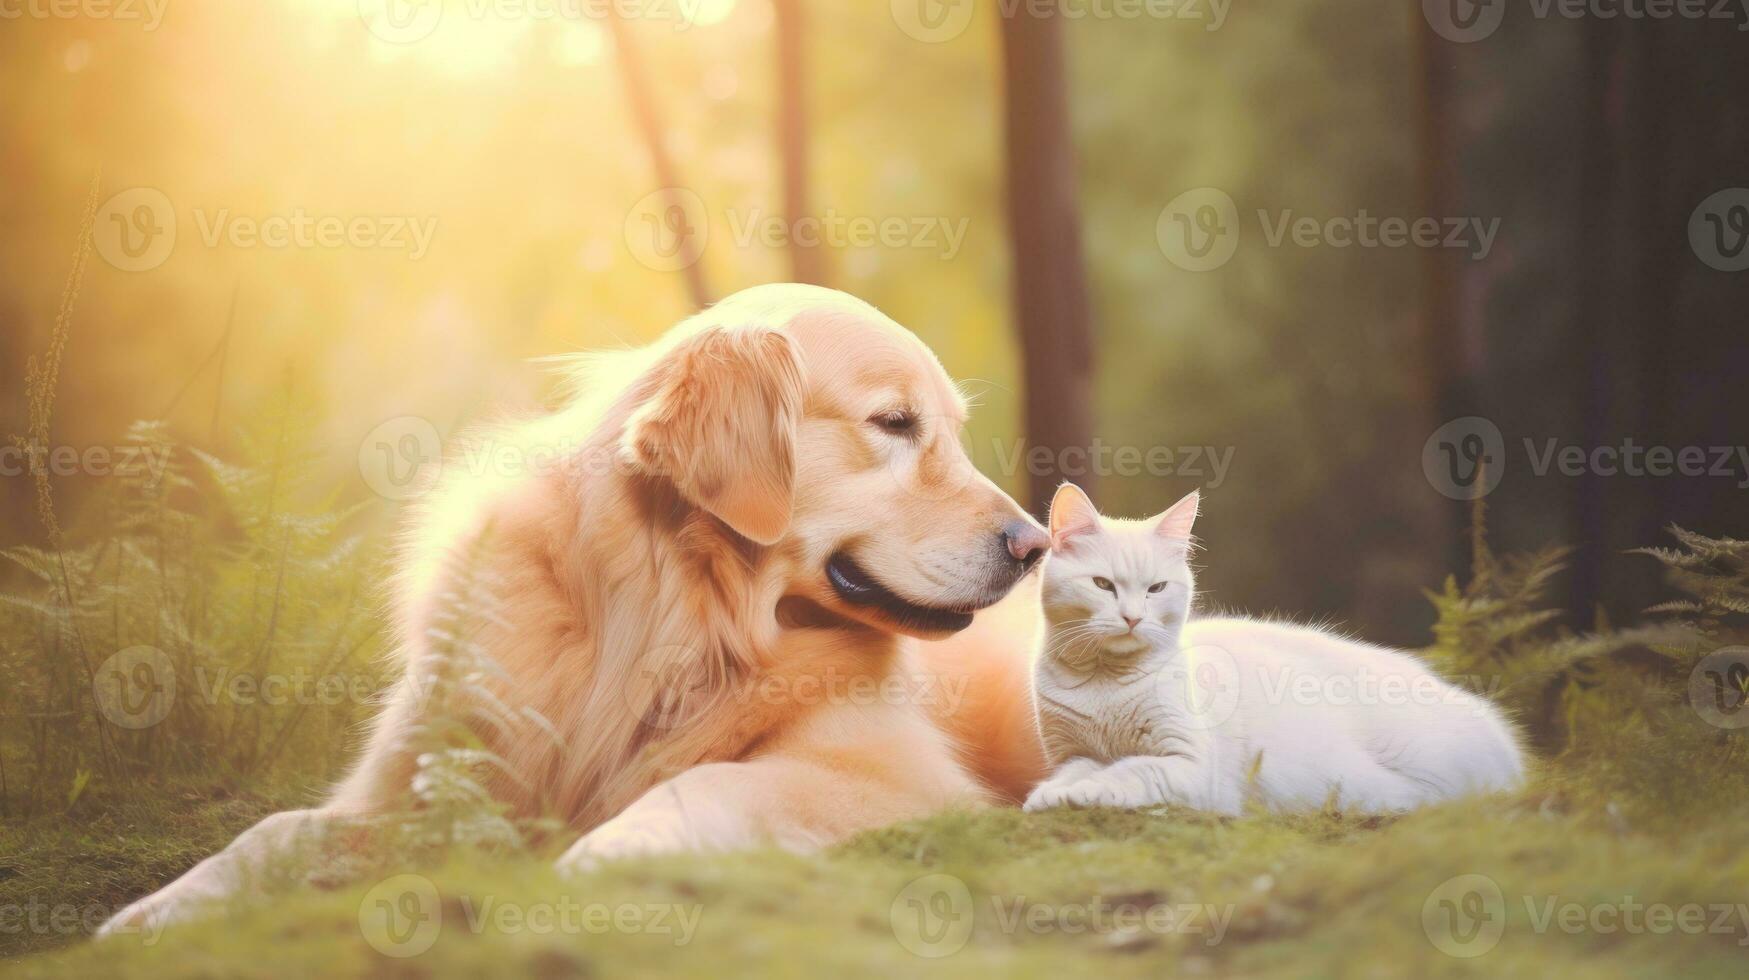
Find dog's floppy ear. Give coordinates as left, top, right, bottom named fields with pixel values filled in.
left=622, top=325, right=806, bottom=545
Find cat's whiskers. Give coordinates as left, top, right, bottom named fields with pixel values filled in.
left=1047, top=628, right=1112, bottom=674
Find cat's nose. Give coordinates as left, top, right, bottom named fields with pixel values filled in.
left=1002, top=519, right=1049, bottom=569
left=1123, top=616, right=1141, bottom=630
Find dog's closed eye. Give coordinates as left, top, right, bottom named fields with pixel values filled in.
left=869, top=410, right=919, bottom=437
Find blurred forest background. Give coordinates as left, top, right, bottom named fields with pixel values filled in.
left=4, top=5, right=1749, bottom=971
left=3, top=0, right=1746, bottom=651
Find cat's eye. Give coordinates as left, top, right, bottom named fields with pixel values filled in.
left=1147, top=582, right=1168, bottom=594
left=1092, top=577, right=1115, bottom=593
left=869, top=410, right=918, bottom=437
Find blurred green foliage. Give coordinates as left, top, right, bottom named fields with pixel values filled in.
left=0, top=0, right=1451, bottom=642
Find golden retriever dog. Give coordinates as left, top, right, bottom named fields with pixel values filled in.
left=100, top=283, right=1050, bottom=936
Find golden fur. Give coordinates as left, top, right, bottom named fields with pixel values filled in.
left=101, top=283, right=1048, bottom=934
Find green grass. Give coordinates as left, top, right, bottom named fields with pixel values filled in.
left=3, top=411, right=1744, bottom=977
left=0, top=783, right=306, bottom=960
left=4, top=768, right=1746, bottom=979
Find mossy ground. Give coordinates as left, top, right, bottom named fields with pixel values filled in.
left=4, top=764, right=1746, bottom=979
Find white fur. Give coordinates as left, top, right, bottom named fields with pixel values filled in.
left=1025, top=486, right=1525, bottom=815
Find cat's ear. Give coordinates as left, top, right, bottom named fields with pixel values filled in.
left=1153, top=489, right=1200, bottom=541
left=1049, top=483, right=1101, bottom=550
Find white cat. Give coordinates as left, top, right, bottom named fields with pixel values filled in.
left=1025, top=484, right=1525, bottom=815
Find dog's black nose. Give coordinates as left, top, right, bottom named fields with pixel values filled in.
left=1002, top=520, right=1049, bottom=570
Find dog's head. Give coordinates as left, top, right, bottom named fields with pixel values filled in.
left=621, top=284, right=1047, bottom=639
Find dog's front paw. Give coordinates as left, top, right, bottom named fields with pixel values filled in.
left=94, top=893, right=184, bottom=945
left=555, top=807, right=693, bottom=878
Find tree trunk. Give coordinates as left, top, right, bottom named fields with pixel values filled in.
left=1412, top=17, right=1470, bottom=579
left=773, top=0, right=825, bottom=285
left=605, top=13, right=712, bottom=310
left=997, top=9, right=1095, bottom=518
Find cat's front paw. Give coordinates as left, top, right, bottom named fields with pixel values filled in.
left=1022, top=782, right=1068, bottom=812
left=1024, top=776, right=1123, bottom=811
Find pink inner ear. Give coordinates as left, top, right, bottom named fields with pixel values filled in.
left=1049, top=484, right=1100, bottom=549
left=1051, top=520, right=1096, bottom=550
left=1155, top=490, right=1200, bottom=539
